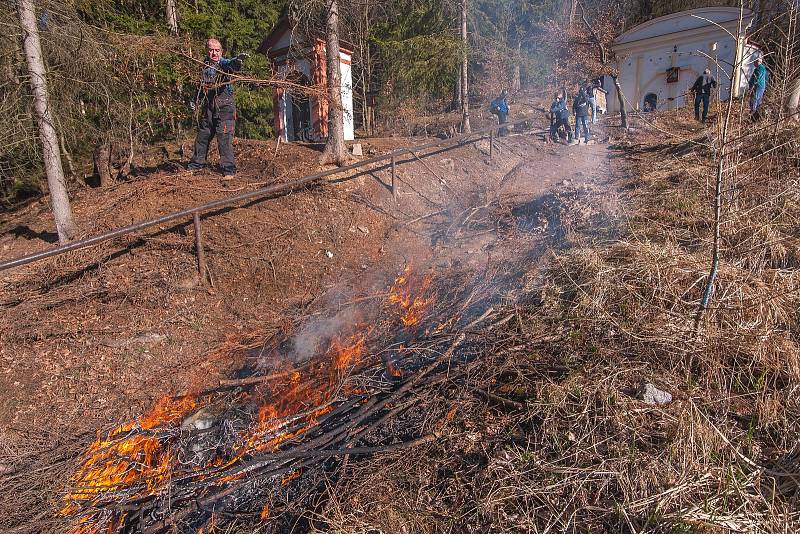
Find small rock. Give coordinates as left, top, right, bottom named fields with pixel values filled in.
left=640, top=383, right=672, bottom=405
left=325, top=250, right=334, bottom=259
left=351, top=143, right=363, bottom=156
left=474, top=140, right=491, bottom=153
left=357, top=226, right=369, bottom=235
left=574, top=171, right=586, bottom=177
left=132, top=333, right=166, bottom=345
left=176, top=275, right=200, bottom=290
left=561, top=179, right=571, bottom=186
left=181, top=407, right=219, bottom=431
left=586, top=139, right=596, bottom=145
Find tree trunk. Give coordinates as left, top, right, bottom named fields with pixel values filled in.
left=786, top=77, right=800, bottom=122
left=694, top=4, right=745, bottom=334
left=567, top=0, right=577, bottom=28
left=512, top=40, right=522, bottom=92
left=93, top=143, right=113, bottom=187
left=460, top=0, right=471, bottom=133
left=59, top=130, right=76, bottom=179
left=166, top=0, right=179, bottom=35
left=17, top=0, right=78, bottom=243
left=453, top=71, right=461, bottom=112
left=320, top=0, right=351, bottom=166
left=612, top=75, right=628, bottom=129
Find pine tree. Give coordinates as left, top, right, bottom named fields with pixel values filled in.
left=320, top=0, right=352, bottom=166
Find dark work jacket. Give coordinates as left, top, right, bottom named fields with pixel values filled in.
left=691, top=74, right=717, bottom=96
left=196, top=56, right=243, bottom=109
left=573, top=94, right=589, bottom=118
left=550, top=99, right=569, bottom=121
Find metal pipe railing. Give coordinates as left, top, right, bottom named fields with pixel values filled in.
left=0, top=118, right=543, bottom=274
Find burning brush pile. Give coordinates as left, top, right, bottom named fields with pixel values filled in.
left=61, top=265, right=503, bottom=533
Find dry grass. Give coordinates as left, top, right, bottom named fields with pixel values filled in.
left=312, top=110, right=800, bottom=532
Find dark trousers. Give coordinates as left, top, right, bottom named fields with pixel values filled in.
left=191, top=95, right=236, bottom=172
left=694, top=93, right=710, bottom=121
left=498, top=112, right=508, bottom=136
left=550, top=117, right=571, bottom=141
left=574, top=115, right=590, bottom=142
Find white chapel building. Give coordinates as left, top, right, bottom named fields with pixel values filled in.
left=604, top=7, right=761, bottom=113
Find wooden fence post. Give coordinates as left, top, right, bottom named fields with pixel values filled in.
left=391, top=155, right=397, bottom=201
left=193, top=211, right=207, bottom=283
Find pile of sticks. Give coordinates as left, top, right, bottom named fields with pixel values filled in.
left=64, top=272, right=505, bottom=533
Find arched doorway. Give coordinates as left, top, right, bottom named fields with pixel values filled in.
left=643, top=93, right=658, bottom=112
left=286, top=72, right=313, bottom=141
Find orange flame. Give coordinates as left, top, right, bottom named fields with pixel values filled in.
left=260, top=503, right=270, bottom=521
left=281, top=469, right=302, bottom=486
left=386, top=359, right=403, bottom=378
left=245, top=333, right=366, bottom=452
left=388, top=265, right=433, bottom=326
left=65, top=298, right=380, bottom=532
left=329, top=334, right=365, bottom=371
left=62, top=396, right=198, bottom=533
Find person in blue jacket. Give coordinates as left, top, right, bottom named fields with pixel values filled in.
left=188, top=39, right=248, bottom=177
left=749, top=57, right=768, bottom=116
left=490, top=90, right=510, bottom=136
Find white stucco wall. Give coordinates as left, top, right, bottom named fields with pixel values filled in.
left=340, top=51, right=354, bottom=141
left=616, top=37, right=738, bottom=112
left=607, top=8, right=755, bottom=113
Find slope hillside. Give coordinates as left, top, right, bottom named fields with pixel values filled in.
left=1, top=107, right=618, bottom=531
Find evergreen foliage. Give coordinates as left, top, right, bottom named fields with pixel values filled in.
left=0, top=0, right=779, bottom=204
left=370, top=1, right=461, bottom=106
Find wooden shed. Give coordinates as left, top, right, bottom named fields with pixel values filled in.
left=258, top=18, right=355, bottom=142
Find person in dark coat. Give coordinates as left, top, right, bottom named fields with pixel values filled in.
left=549, top=93, right=571, bottom=142
left=691, top=68, right=717, bottom=123
left=490, top=90, right=510, bottom=136
left=585, top=79, right=601, bottom=123
left=187, top=39, right=247, bottom=177
left=573, top=88, right=590, bottom=143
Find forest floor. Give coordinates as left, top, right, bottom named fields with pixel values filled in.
left=0, top=103, right=589, bottom=433
left=1, top=98, right=617, bottom=530
left=5, top=100, right=795, bottom=533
